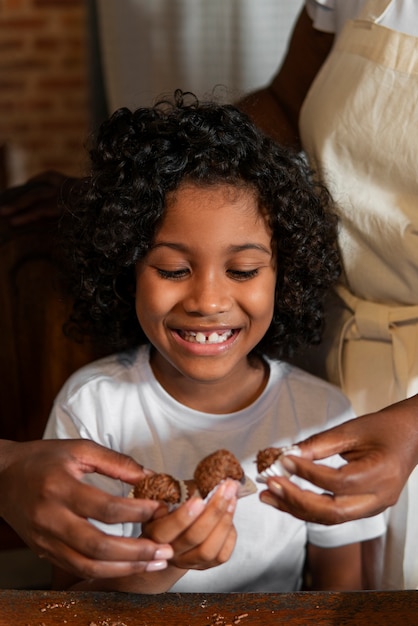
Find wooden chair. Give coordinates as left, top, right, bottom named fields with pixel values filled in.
left=0, top=215, right=98, bottom=548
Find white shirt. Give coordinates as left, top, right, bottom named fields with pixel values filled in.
left=306, top=0, right=418, bottom=36
left=45, top=345, right=385, bottom=592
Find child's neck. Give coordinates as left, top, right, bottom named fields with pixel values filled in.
left=150, top=352, right=269, bottom=414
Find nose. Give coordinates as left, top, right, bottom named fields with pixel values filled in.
left=182, top=272, right=232, bottom=316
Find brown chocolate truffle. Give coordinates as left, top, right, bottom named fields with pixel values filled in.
left=256, top=447, right=281, bottom=473
left=132, top=449, right=251, bottom=504
left=133, top=473, right=182, bottom=504
left=194, top=449, right=244, bottom=498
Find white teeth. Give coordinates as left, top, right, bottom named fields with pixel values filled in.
left=183, top=330, right=233, bottom=344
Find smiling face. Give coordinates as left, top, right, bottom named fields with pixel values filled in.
left=135, top=183, right=277, bottom=412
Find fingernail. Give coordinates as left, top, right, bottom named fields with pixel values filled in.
left=219, top=479, right=239, bottom=501
left=279, top=456, right=296, bottom=475
left=227, top=496, right=237, bottom=514
left=185, top=496, right=206, bottom=517
left=145, top=560, right=168, bottom=572
left=154, top=546, right=174, bottom=560
left=269, top=481, right=284, bottom=497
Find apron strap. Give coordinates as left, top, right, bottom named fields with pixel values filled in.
left=336, top=284, right=418, bottom=327
left=335, top=284, right=418, bottom=399
left=358, top=0, right=394, bottom=23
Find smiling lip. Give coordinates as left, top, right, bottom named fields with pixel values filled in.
left=172, top=328, right=240, bottom=351
left=179, top=329, right=235, bottom=345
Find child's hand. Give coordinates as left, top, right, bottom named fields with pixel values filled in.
left=143, top=479, right=239, bottom=571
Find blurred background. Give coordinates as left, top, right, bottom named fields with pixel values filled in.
left=0, top=0, right=303, bottom=589
left=0, top=0, right=303, bottom=187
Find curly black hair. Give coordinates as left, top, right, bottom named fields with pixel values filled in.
left=61, top=89, right=340, bottom=360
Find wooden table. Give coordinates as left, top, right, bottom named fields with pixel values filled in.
left=0, top=590, right=417, bottom=625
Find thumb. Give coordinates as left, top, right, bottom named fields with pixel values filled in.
left=70, top=440, right=147, bottom=485
left=296, top=420, right=358, bottom=462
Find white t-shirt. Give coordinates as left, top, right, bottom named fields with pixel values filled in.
left=305, top=0, right=418, bottom=37
left=44, top=345, right=385, bottom=592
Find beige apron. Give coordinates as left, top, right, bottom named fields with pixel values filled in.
left=299, top=0, right=418, bottom=589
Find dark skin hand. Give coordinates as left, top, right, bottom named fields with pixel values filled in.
left=260, top=396, right=418, bottom=524
left=0, top=439, right=174, bottom=579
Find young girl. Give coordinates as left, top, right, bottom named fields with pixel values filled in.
left=44, top=90, right=385, bottom=593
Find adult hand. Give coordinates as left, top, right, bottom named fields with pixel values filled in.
left=259, top=396, right=418, bottom=524
left=0, top=170, right=72, bottom=226
left=0, top=439, right=173, bottom=578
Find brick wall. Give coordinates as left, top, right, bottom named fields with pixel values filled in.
left=0, top=0, right=89, bottom=186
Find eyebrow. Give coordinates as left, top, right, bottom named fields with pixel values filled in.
left=150, top=242, right=272, bottom=255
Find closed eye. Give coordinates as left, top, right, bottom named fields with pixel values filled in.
left=227, top=268, right=259, bottom=281
left=156, top=268, right=190, bottom=280
left=156, top=267, right=261, bottom=281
